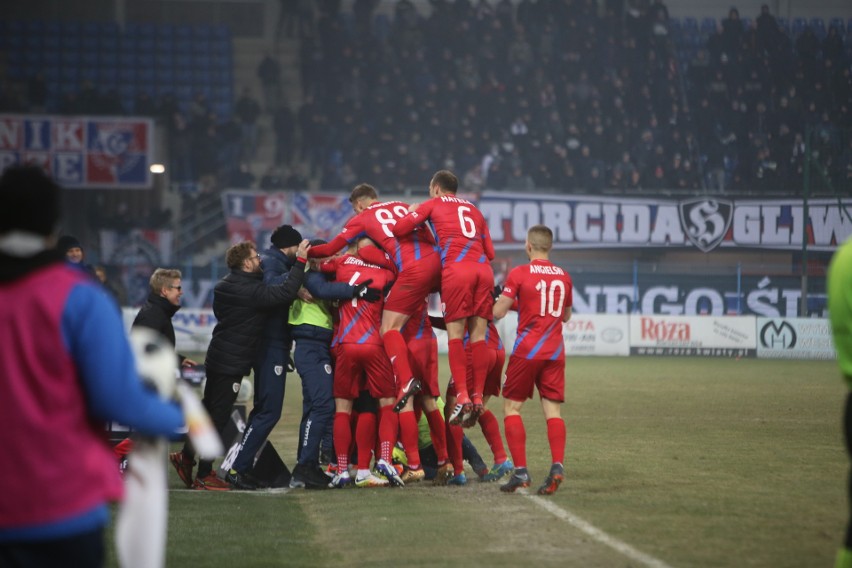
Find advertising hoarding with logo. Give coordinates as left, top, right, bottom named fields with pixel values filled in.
left=756, top=318, right=836, bottom=359
left=563, top=314, right=630, bottom=356
left=628, top=315, right=757, bottom=357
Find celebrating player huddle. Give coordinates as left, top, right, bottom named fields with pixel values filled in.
left=177, top=169, right=574, bottom=494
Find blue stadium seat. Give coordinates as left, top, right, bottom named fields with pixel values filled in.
left=829, top=18, right=844, bottom=33
left=62, top=34, right=81, bottom=50
left=81, top=35, right=99, bottom=51
left=61, top=50, right=80, bottom=66
left=211, top=25, right=230, bottom=40
left=212, top=102, right=231, bottom=119
left=193, top=24, right=212, bottom=40
left=81, top=67, right=98, bottom=82
left=155, top=51, right=174, bottom=68
left=682, top=17, right=698, bottom=33
left=26, top=34, right=43, bottom=50
left=776, top=17, right=790, bottom=35
left=338, top=12, right=355, bottom=37
left=82, top=21, right=99, bottom=37
left=174, top=54, right=193, bottom=69
left=791, top=17, right=807, bottom=36
left=156, top=67, right=175, bottom=84
left=43, top=50, right=61, bottom=66
left=175, top=69, right=194, bottom=85
left=61, top=66, right=79, bottom=82
left=43, top=33, right=61, bottom=50
left=62, top=21, right=81, bottom=36
left=847, top=18, right=852, bottom=36
left=6, top=20, right=25, bottom=34
left=137, top=67, right=155, bottom=84
left=26, top=20, right=45, bottom=35
left=98, top=65, right=118, bottom=84
left=99, top=21, right=119, bottom=37
left=211, top=39, right=231, bottom=56
left=175, top=24, right=193, bottom=40
left=99, top=51, right=117, bottom=67
left=668, top=17, right=682, bottom=36
left=44, top=65, right=61, bottom=82
left=176, top=85, right=193, bottom=101
left=740, top=17, right=752, bottom=30
left=81, top=51, right=99, bottom=67
left=137, top=52, right=155, bottom=67
left=193, top=53, right=212, bottom=70
left=24, top=49, right=42, bottom=66
left=158, top=23, right=174, bottom=38
left=157, top=37, right=174, bottom=54
left=700, top=17, right=716, bottom=35
left=193, top=39, right=211, bottom=55
left=137, top=37, right=155, bottom=55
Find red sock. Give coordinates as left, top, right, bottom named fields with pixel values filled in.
left=377, top=405, right=398, bottom=462
left=446, top=420, right=464, bottom=472
left=399, top=410, right=421, bottom=468
left=426, top=408, right=448, bottom=463
left=470, top=340, right=489, bottom=403
left=546, top=417, right=566, bottom=465
left=503, top=414, right=526, bottom=469
left=448, top=338, right=470, bottom=402
left=382, top=330, right=414, bottom=389
left=478, top=409, right=507, bottom=464
left=355, top=411, right=377, bottom=470
left=333, top=412, right=352, bottom=473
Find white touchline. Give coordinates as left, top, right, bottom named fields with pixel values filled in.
left=527, top=495, right=675, bottom=568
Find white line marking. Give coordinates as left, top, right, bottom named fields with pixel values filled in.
left=169, top=488, right=291, bottom=495
left=526, top=494, right=675, bottom=568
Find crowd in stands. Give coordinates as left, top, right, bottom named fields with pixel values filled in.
left=296, top=0, right=851, bottom=193
left=1, top=1, right=851, bottom=194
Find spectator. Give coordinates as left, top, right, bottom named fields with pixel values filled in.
left=94, top=265, right=128, bottom=306
left=234, top=87, right=262, bottom=161
left=257, top=52, right=282, bottom=113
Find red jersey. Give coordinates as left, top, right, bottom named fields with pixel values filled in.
left=319, top=254, right=394, bottom=347
left=393, top=194, right=494, bottom=268
left=309, top=200, right=438, bottom=272
left=501, top=259, right=573, bottom=360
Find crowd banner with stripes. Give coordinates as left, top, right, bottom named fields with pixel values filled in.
left=0, top=114, right=154, bottom=188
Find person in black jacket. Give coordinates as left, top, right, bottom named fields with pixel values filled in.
left=131, top=268, right=197, bottom=368
left=170, top=237, right=310, bottom=490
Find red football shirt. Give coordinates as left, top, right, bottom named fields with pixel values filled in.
left=309, top=200, right=437, bottom=271
left=501, top=259, right=573, bottom=360
left=319, top=254, right=394, bottom=347
left=393, top=195, right=494, bottom=267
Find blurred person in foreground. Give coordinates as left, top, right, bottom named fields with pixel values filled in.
left=0, top=165, right=184, bottom=567
left=830, top=237, right=852, bottom=568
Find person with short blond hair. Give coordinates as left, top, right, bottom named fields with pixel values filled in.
left=493, top=224, right=573, bottom=496
left=133, top=267, right=196, bottom=368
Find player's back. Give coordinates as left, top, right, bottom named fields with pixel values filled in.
left=323, top=254, right=393, bottom=346
left=505, top=259, right=572, bottom=360
left=423, top=195, right=490, bottom=266
left=361, top=201, right=437, bottom=270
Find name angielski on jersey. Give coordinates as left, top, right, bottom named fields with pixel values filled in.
left=480, top=194, right=852, bottom=252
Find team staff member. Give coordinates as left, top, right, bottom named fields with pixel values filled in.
left=829, top=238, right=852, bottom=568
left=493, top=225, right=572, bottom=496
left=289, top=238, right=381, bottom=489
left=132, top=267, right=197, bottom=368
left=0, top=166, right=184, bottom=567
left=170, top=236, right=309, bottom=490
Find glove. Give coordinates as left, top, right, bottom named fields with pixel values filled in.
left=287, top=355, right=296, bottom=373
left=353, top=279, right=381, bottom=302
left=492, top=284, right=503, bottom=300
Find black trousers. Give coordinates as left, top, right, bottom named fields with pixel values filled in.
left=184, top=369, right=240, bottom=477
left=0, top=527, right=103, bottom=568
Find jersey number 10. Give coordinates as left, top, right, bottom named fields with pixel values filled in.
left=535, top=279, right=566, bottom=317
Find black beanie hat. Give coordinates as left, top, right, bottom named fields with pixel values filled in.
left=270, top=225, right=302, bottom=249
left=309, top=238, right=327, bottom=247
left=0, top=165, right=61, bottom=237
left=57, top=235, right=82, bottom=253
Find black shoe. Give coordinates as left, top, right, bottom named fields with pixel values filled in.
left=500, top=468, right=531, bottom=493
left=226, top=469, right=262, bottom=490
left=393, top=378, right=422, bottom=412
left=290, top=463, right=330, bottom=490
left=537, top=463, right=564, bottom=495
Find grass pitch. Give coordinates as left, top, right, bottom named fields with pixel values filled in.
left=107, top=356, right=847, bottom=567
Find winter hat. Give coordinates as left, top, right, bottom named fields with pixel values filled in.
left=0, top=165, right=61, bottom=237
left=57, top=235, right=82, bottom=253
left=309, top=238, right=327, bottom=247
left=270, top=225, right=302, bottom=249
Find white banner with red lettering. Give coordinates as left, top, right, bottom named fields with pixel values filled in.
left=629, top=315, right=756, bottom=357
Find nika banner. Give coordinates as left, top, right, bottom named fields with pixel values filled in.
left=0, top=114, right=153, bottom=188
left=480, top=192, right=852, bottom=252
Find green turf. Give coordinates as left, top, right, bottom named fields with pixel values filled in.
left=106, top=356, right=847, bottom=567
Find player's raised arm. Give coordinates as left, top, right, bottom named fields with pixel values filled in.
left=307, top=232, right=350, bottom=258
left=482, top=219, right=496, bottom=261
left=392, top=200, right=431, bottom=238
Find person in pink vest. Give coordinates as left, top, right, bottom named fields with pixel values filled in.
left=0, top=165, right=185, bottom=567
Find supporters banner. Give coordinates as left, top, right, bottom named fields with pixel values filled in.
left=755, top=317, right=836, bottom=360
left=628, top=315, right=757, bottom=357
left=0, top=114, right=153, bottom=188
left=480, top=192, right=852, bottom=252
left=222, top=190, right=352, bottom=246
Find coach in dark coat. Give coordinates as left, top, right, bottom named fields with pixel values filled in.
left=170, top=236, right=309, bottom=490
left=131, top=267, right=196, bottom=367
